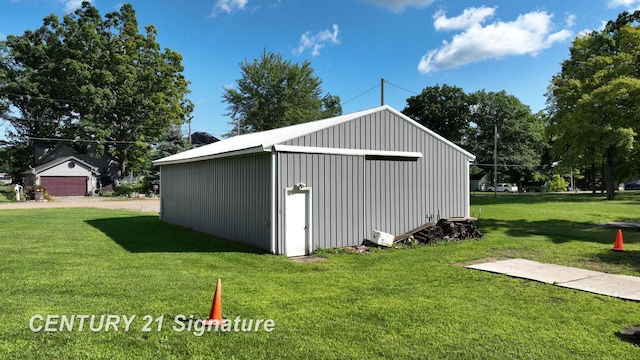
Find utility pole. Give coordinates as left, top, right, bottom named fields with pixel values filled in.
left=493, top=121, right=498, bottom=198
left=381, top=78, right=385, bottom=106
left=188, top=116, right=193, bottom=146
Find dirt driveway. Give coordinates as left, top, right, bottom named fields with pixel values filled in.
left=0, top=197, right=159, bottom=213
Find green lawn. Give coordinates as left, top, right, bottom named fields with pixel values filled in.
left=1, top=193, right=639, bottom=359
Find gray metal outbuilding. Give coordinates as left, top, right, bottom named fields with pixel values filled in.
left=153, top=105, right=475, bottom=256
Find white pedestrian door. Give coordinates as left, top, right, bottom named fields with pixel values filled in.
left=285, top=189, right=309, bottom=257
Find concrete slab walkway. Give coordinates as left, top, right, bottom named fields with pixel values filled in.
left=466, top=259, right=640, bottom=302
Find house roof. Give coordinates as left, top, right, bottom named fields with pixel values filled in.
left=190, top=131, right=220, bottom=147
left=154, top=105, right=475, bottom=166
left=22, top=156, right=100, bottom=175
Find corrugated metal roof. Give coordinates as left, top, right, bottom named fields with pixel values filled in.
left=153, top=105, right=475, bottom=166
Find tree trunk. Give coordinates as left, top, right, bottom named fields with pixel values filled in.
left=590, top=162, right=596, bottom=194
left=118, top=148, right=128, bottom=177
left=605, top=147, right=615, bottom=200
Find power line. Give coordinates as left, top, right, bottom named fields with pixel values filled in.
left=1, top=115, right=179, bottom=130
left=385, top=80, right=420, bottom=95
left=0, top=92, right=154, bottom=113
left=341, top=83, right=380, bottom=106
left=28, top=136, right=138, bottom=144
left=340, top=79, right=421, bottom=107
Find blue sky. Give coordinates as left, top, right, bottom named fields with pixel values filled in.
left=1, top=0, right=639, bottom=138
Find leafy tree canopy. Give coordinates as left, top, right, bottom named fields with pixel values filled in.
left=466, top=90, right=546, bottom=185
left=0, top=1, right=193, bottom=176
left=152, top=126, right=191, bottom=161
left=402, top=84, right=471, bottom=146
left=403, top=85, right=546, bottom=185
left=547, top=11, right=640, bottom=199
left=222, top=50, right=342, bottom=135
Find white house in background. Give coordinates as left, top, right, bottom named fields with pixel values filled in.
left=154, top=105, right=476, bottom=256
left=23, top=156, right=99, bottom=196
left=0, top=173, right=11, bottom=185
left=34, top=141, right=119, bottom=182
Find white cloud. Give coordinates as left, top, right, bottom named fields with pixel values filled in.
left=418, top=9, right=573, bottom=74
left=433, top=6, right=496, bottom=31
left=566, top=14, right=576, bottom=28
left=294, top=24, right=340, bottom=57
left=361, top=0, right=435, bottom=12
left=60, top=0, right=92, bottom=13
left=0, top=33, right=6, bottom=41
left=576, top=28, right=591, bottom=37
left=607, top=0, right=640, bottom=9
left=210, top=0, right=248, bottom=16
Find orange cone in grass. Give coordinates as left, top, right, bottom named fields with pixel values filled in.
left=203, top=278, right=223, bottom=326
left=613, top=229, right=625, bottom=251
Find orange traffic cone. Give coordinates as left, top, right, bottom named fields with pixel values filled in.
left=613, top=229, right=625, bottom=251
left=203, top=278, right=223, bottom=326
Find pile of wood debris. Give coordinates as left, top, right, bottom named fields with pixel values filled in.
left=395, top=218, right=482, bottom=245
left=342, top=218, right=482, bottom=253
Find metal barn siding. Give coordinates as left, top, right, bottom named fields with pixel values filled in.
left=279, top=108, right=471, bottom=247
left=363, top=157, right=420, bottom=236
left=160, top=154, right=272, bottom=251
left=277, top=152, right=365, bottom=251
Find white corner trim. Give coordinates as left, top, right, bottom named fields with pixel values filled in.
left=270, top=150, right=277, bottom=255
left=273, top=145, right=423, bottom=158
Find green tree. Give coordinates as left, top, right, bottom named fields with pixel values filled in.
left=222, top=50, right=342, bottom=135
left=153, top=126, right=191, bottom=161
left=466, top=90, right=546, bottom=186
left=402, top=84, right=471, bottom=146
left=0, top=16, right=70, bottom=179
left=546, top=174, right=569, bottom=192
left=136, top=125, right=190, bottom=194
left=0, top=2, right=193, bottom=176
left=548, top=11, right=640, bottom=199
left=0, top=145, right=12, bottom=174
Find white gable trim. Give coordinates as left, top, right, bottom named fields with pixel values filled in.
left=154, top=146, right=266, bottom=166
left=23, top=156, right=100, bottom=175
left=273, top=145, right=423, bottom=158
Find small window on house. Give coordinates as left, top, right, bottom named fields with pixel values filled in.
left=68, top=162, right=76, bottom=169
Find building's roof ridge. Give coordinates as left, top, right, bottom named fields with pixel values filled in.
left=154, top=105, right=475, bottom=166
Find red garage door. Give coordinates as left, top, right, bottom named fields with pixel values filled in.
left=41, top=177, right=87, bottom=196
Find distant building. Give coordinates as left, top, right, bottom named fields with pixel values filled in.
left=23, top=141, right=119, bottom=195
left=0, top=173, right=12, bottom=185
left=34, top=141, right=119, bottom=181
left=23, top=156, right=100, bottom=196
left=470, top=173, right=491, bottom=191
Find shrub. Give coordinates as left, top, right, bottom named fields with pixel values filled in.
left=545, top=175, right=569, bottom=192
left=1, top=185, right=16, bottom=201
left=113, top=183, right=135, bottom=197
left=137, top=174, right=159, bottom=195
left=24, top=185, right=52, bottom=201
